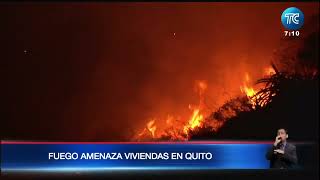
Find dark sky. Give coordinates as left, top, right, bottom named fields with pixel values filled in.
left=1, top=3, right=319, bottom=141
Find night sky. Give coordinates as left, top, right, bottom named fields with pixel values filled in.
left=1, top=3, right=319, bottom=141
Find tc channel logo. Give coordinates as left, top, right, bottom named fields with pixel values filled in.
left=281, top=7, right=304, bottom=30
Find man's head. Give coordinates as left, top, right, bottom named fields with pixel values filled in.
left=277, top=128, right=288, bottom=141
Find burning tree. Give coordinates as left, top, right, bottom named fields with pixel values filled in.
left=249, top=63, right=279, bottom=109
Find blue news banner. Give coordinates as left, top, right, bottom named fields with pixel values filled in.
left=1, top=142, right=272, bottom=172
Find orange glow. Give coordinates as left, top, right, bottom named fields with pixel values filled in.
left=264, top=67, right=276, bottom=76
left=197, top=80, right=208, bottom=93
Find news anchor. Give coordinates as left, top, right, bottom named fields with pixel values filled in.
left=266, top=128, right=298, bottom=169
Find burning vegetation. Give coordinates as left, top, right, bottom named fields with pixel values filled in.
left=134, top=58, right=318, bottom=141
left=133, top=64, right=281, bottom=141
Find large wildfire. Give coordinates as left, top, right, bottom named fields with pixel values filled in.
left=133, top=65, right=277, bottom=141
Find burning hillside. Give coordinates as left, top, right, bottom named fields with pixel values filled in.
left=133, top=65, right=277, bottom=141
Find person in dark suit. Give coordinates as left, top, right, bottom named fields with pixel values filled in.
left=266, top=128, right=298, bottom=169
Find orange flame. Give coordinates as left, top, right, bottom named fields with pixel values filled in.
left=147, top=119, right=157, bottom=137
left=240, top=73, right=256, bottom=97
left=136, top=80, right=207, bottom=140
left=240, top=66, right=276, bottom=109
left=183, top=108, right=203, bottom=134
left=183, top=80, right=207, bottom=133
